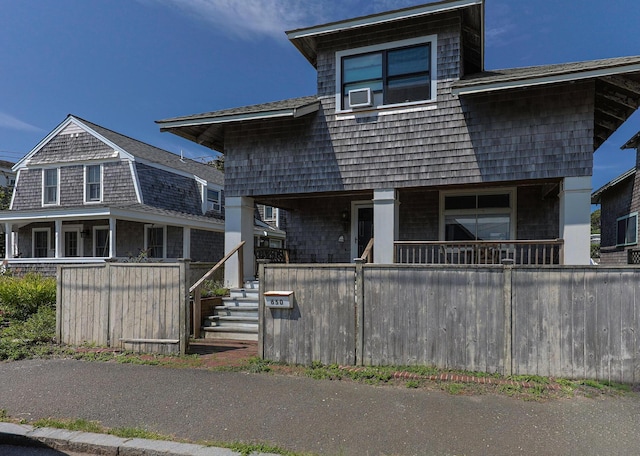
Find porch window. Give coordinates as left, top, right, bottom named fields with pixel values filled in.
left=85, top=164, right=102, bottom=202
left=145, top=225, right=165, bottom=258
left=94, top=226, right=110, bottom=257
left=442, top=191, right=515, bottom=241
left=616, top=212, right=637, bottom=246
left=43, top=168, right=59, bottom=205
left=337, top=35, right=436, bottom=111
left=32, top=228, right=50, bottom=258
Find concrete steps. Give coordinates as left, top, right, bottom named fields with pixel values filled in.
left=201, top=280, right=259, bottom=341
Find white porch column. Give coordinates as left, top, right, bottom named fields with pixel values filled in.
left=4, top=223, right=12, bottom=259
left=559, top=176, right=591, bottom=265
left=183, top=227, right=191, bottom=260
left=109, top=218, right=116, bottom=258
left=373, top=188, right=399, bottom=264
left=224, top=196, right=255, bottom=287
left=54, top=220, right=62, bottom=259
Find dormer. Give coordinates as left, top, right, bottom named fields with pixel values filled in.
left=287, top=0, right=484, bottom=113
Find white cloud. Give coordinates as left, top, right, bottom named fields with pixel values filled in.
left=0, top=113, right=41, bottom=133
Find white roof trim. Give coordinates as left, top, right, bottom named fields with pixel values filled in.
left=286, top=0, right=482, bottom=39
left=452, top=63, right=640, bottom=96
left=159, top=103, right=320, bottom=130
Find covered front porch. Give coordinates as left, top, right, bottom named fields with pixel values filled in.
left=224, top=177, right=591, bottom=285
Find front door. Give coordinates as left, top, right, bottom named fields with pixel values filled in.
left=352, top=203, right=373, bottom=259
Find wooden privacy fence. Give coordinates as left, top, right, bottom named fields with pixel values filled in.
left=57, top=261, right=189, bottom=354
left=260, top=263, right=640, bottom=383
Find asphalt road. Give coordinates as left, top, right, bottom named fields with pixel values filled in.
left=0, top=359, right=639, bottom=455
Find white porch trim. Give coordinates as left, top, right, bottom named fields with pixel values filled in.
left=559, top=176, right=591, bottom=265
left=224, top=196, right=255, bottom=287
left=373, top=189, right=399, bottom=264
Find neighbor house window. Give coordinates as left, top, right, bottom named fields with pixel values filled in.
left=62, top=225, right=83, bottom=257
left=43, top=168, right=59, bottom=205
left=85, top=164, right=102, bottom=202
left=206, top=188, right=221, bottom=212
left=263, top=206, right=278, bottom=226
left=32, top=228, right=50, bottom=258
left=93, top=226, right=110, bottom=257
left=616, top=212, right=638, bottom=246
left=441, top=190, right=515, bottom=241
left=145, top=225, right=166, bottom=258
left=336, top=35, right=436, bottom=111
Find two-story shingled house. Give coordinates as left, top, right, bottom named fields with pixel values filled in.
left=0, top=115, right=228, bottom=270
left=157, top=0, right=640, bottom=286
left=591, top=131, right=640, bottom=264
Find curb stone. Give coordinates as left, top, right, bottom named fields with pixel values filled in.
left=0, top=423, right=279, bottom=456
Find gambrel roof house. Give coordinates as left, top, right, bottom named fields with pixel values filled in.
left=591, top=131, right=640, bottom=265
left=0, top=115, right=232, bottom=269
left=156, top=0, right=640, bottom=286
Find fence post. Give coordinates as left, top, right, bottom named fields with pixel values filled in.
left=354, top=258, right=365, bottom=366
left=56, top=265, right=63, bottom=345
left=257, top=260, right=270, bottom=359
left=502, top=259, right=514, bottom=376
left=104, top=259, right=115, bottom=347
left=179, top=259, right=190, bottom=355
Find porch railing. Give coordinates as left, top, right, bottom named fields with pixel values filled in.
left=395, top=240, right=564, bottom=265
left=190, top=241, right=245, bottom=338
left=359, top=238, right=374, bottom=263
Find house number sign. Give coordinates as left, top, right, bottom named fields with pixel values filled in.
left=264, top=291, right=294, bottom=309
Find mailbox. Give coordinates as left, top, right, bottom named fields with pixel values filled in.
left=264, top=291, right=294, bottom=309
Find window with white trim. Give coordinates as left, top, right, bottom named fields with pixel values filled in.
left=616, top=212, right=637, bottom=246
left=336, top=35, right=436, bottom=112
left=206, top=189, right=221, bottom=212
left=85, top=164, right=102, bottom=202
left=441, top=190, right=515, bottom=241
left=94, top=226, right=110, bottom=257
left=62, top=225, right=83, bottom=257
left=32, top=228, right=51, bottom=258
left=145, top=225, right=166, bottom=258
left=263, top=206, right=278, bottom=226
left=43, top=168, right=59, bottom=205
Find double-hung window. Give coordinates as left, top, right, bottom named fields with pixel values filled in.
left=43, top=168, right=59, bottom=205
left=94, top=226, right=110, bottom=257
left=337, top=35, right=436, bottom=111
left=264, top=206, right=278, bottom=225
left=442, top=190, right=515, bottom=241
left=85, top=164, right=102, bottom=202
left=616, top=213, right=638, bottom=246
left=32, top=228, right=50, bottom=258
left=145, top=225, right=165, bottom=258
left=206, top=189, right=221, bottom=212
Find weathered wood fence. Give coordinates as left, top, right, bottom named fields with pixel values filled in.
left=260, top=263, right=640, bottom=383
left=57, top=261, right=190, bottom=354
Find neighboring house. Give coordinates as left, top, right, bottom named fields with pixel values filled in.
left=157, top=0, right=640, bottom=286
left=0, top=160, right=16, bottom=258
left=0, top=115, right=230, bottom=268
left=591, top=131, right=640, bottom=264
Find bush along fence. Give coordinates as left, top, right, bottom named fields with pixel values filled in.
left=57, top=261, right=190, bottom=355
left=259, top=262, right=640, bottom=384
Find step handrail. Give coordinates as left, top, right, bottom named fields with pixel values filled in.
left=360, top=237, right=374, bottom=263
left=190, top=241, right=245, bottom=339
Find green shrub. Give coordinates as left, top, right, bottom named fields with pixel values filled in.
left=0, top=274, right=56, bottom=321
left=1, top=306, right=56, bottom=343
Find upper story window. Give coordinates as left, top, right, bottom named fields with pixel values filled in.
left=43, top=168, right=59, bottom=205
left=617, top=212, right=638, bottom=246
left=207, top=188, right=221, bottom=212
left=264, top=206, right=278, bottom=225
left=441, top=189, right=515, bottom=241
left=85, top=164, right=102, bottom=203
left=336, top=35, right=437, bottom=112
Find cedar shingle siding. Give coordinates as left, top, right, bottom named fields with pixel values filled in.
left=136, top=163, right=202, bottom=214
left=29, top=132, right=114, bottom=164
left=224, top=15, right=594, bottom=198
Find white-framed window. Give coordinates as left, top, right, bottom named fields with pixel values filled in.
left=93, top=226, right=110, bottom=257
left=84, top=164, right=102, bottom=203
left=32, top=228, right=51, bottom=258
left=440, top=189, right=516, bottom=241
left=263, top=206, right=279, bottom=226
left=206, top=188, right=221, bottom=212
left=42, top=168, right=59, bottom=205
left=616, top=212, right=638, bottom=246
left=144, top=224, right=166, bottom=258
left=336, top=35, right=437, bottom=112
left=62, top=224, right=83, bottom=257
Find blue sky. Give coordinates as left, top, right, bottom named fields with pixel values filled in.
left=1, top=0, right=639, bottom=192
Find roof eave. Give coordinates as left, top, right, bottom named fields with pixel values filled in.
left=591, top=168, right=636, bottom=203
left=452, top=62, right=640, bottom=96
left=622, top=131, right=640, bottom=150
